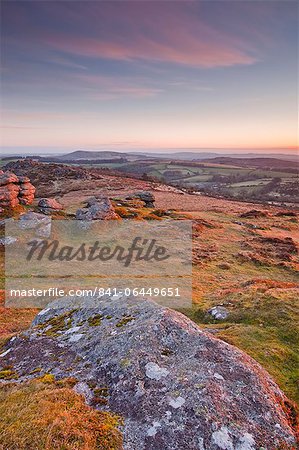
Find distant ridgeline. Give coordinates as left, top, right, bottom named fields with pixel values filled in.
left=2, top=155, right=127, bottom=164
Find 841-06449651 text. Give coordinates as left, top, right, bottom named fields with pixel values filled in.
left=9, top=286, right=182, bottom=299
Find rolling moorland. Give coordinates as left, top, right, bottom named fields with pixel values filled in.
left=3, top=151, right=298, bottom=205
left=0, top=157, right=298, bottom=448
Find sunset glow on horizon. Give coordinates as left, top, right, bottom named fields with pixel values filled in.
left=1, top=1, right=298, bottom=154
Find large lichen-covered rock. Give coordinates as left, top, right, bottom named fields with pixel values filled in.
left=0, top=297, right=297, bottom=449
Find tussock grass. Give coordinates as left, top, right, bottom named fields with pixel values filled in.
left=0, top=379, right=122, bottom=450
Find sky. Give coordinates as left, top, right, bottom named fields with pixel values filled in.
left=1, top=0, right=298, bottom=154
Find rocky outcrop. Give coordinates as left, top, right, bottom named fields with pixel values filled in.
left=0, top=296, right=297, bottom=449
left=3, top=160, right=91, bottom=197
left=76, top=196, right=119, bottom=220
left=0, top=170, right=35, bottom=208
left=4, top=159, right=92, bottom=182
left=4, top=158, right=41, bottom=174
left=18, top=176, right=36, bottom=205
left=0, top=182, right=20, bottom=208
left=38, top=198, right=64, bottom=214
left=0, top=172, right=19, bottom=185
left=0, top=172, right=22, bottom=208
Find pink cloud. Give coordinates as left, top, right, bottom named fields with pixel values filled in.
left=39, top=3, right=257, bottom=68
left=45, top=34, right=255, bottom=68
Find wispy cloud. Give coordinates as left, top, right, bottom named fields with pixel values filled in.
left=45, top=56, right=88, bottom=71
left=76, top=74, right=163, bottom=99
left=45, top=34, right=256, bottom=68
left=3, top=2, right=258, bottom=69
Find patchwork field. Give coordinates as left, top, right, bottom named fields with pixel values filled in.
left=79, top=158, right=299, bottom=204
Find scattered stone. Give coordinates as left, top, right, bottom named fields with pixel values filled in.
left=0, top=296, right=296, bottom=449
left=126, top=191, right=155, bottom=208
left=19, top=211, right=52, bottom=238
left=233, top=220, right=245, bottom=226
left=240, top=210, right=268, bottom=218
left=217, top=263, right=231, bottom=270
left=208, top=306, right=229, bottom=320
left=76, top=196, right=119, bottom=220
left=19, top=211, right=51, bottom=228
left=38, top=198, right=64, bottom=214
left=35, top=223, right=52, bottom=238
left=275, top=211, right=297, bottom=217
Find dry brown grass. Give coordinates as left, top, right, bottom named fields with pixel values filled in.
left=0, top=379, right=123, bottom=450
left=0, top=290, right=37, bottom=350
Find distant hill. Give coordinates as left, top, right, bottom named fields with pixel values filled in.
left=2, top=149, right=297, bottom=163
left=127, top=151, right=220, bottom=160
left=60, top=151, right=299, bottom=164
left=56, top=150, right=153, bottom=162
left=58, top=150, right=126, bottom=160
left=128, top=151, right=298, bottom=162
